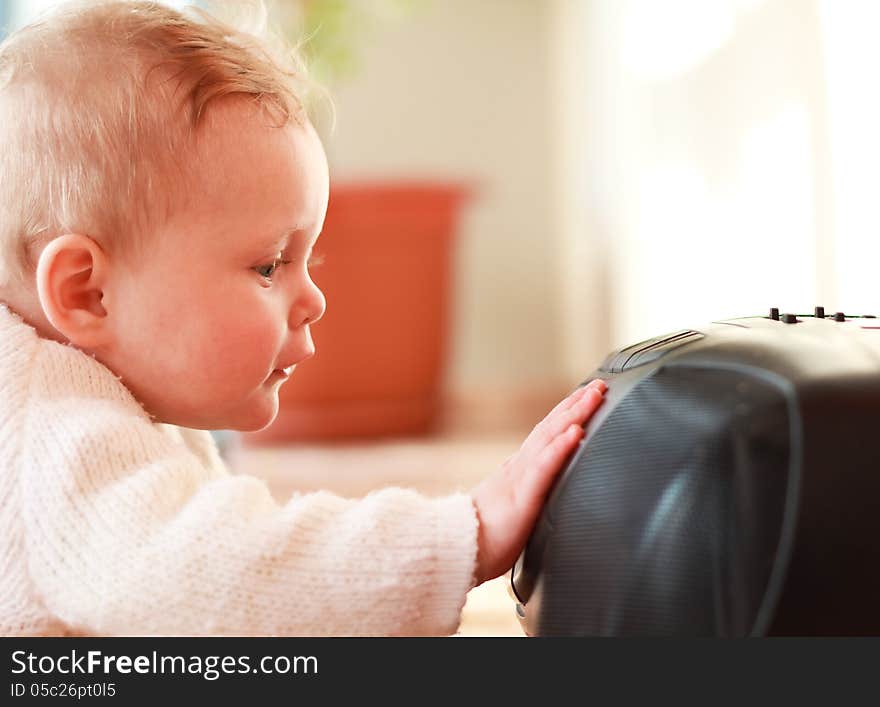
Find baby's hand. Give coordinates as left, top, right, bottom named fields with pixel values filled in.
left=469, top=379, right=607, bottom=585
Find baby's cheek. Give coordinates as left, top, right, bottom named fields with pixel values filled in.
left=208, top=313, right=282, bottom=382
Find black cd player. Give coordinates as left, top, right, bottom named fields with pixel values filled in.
left=511, top=308, right=880, bottom=636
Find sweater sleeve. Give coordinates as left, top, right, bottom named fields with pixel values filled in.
left=20, top=396, right=479, bottom=636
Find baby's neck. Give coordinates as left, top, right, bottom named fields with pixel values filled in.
left=0, top=295, right=67, bottom=344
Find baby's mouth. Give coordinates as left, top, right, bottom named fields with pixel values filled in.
left=269, top=365, right=296, bottom=380
left=271, top=349, right=314, bottom=380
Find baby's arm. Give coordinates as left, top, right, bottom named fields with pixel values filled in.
left=21, top=408, right=476, bottom=636
left=470, top=379, right=607, bottom=585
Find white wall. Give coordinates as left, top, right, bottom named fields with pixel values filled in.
left=817, top=0, right=880, bottom=312
left=550, top=0, right=615, bottom=383
left=555, top=0, right=880, bottom=360
left=567, top=0, right=834, bottom=352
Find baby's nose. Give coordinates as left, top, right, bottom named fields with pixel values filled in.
left=291, top=281, right=326, bottom=328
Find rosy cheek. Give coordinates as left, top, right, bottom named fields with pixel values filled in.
left=217, top=312, right=282, bottom=367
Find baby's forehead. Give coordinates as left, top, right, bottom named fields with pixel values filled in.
left=190, top=103, right=324, bottom=193
left=160, top=102, right=327, bottom=255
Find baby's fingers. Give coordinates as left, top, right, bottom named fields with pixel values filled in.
left=565, top=379, right=606, bottom=410
left=524, top=423, right=587, bottom=499
left=541, top=385, right=605, bottom=442
left=545, top=379, right=606, bottom=419
left=532, top=379, right=606, bottom=444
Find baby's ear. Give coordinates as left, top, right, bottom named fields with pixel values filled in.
left=35, top=233, right=110, bottom=349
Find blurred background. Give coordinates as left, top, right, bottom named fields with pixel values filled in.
left=3, top=0, right=879, bottom=634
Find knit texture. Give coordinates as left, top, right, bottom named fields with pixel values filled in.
left=0, top=304, right=479, bottom=636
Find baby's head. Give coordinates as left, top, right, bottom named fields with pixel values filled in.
left=0, top=0, right=329, bottom=431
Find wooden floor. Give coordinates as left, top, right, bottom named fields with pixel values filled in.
left=227, top=429, right=531, bottom=637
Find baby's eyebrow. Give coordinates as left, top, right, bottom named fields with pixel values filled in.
left=255, top=226, right=303, bottom=253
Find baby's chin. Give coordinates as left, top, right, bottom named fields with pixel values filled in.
left=216, top=393, right=280, bottom=433
left=149, top=389, right=281, bottom=432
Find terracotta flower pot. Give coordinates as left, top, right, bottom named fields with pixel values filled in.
left=243, top=181, right=470, bottom=443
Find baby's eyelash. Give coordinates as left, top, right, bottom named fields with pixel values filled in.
left=254, top=252, right=325, bottom=281
left=253, top=257, right=289, bottom=280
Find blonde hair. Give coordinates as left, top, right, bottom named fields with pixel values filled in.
left=0, top=0, right=325, bottom=291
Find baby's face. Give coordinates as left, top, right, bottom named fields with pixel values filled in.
left=104, top=102, right=329, bottom=431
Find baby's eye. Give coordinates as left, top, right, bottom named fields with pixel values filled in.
left=254, top=256, right=288, bottom=280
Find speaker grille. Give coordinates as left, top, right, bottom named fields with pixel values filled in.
left=526, top=366, right=793, bottom=636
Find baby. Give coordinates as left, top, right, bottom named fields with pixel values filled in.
left=0, top=0, right=606, bottom=636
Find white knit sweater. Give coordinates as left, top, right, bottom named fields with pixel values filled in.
left=0, top=304, right=478, bottom=636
